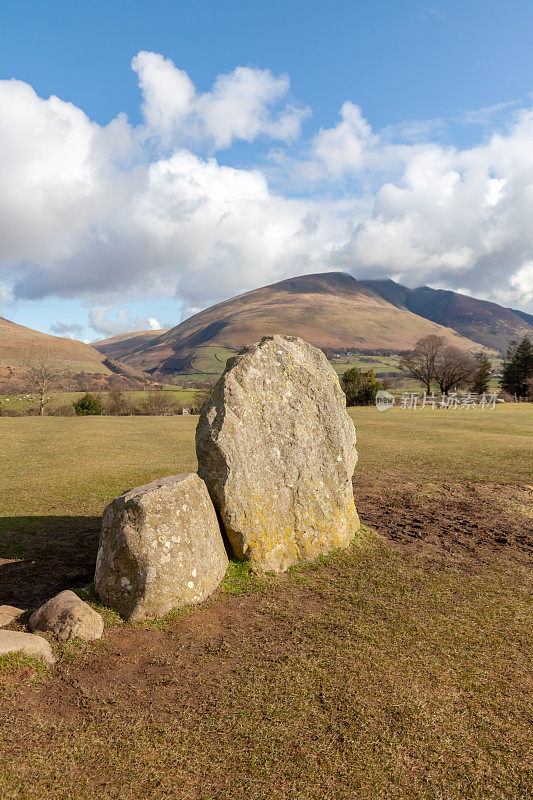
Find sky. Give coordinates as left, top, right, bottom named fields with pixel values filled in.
left=1, top=0, right=533, bottom=341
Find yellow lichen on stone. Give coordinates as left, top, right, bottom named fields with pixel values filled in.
left=196, top=335, right=359, bottom=572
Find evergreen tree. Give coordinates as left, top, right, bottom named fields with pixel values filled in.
left=470, top=353, right=492, bottom=395
left=515, top=337, right=533, bottom=394
left=73, top=393, right=103, bottom=416
left=341, top=368, right=383, bottom=406
left=500, top=337, right=533, bottom=397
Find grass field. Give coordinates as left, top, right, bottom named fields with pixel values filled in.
left=329, top=353, right=404, bottom=376
left=0, top=387, right=198, bottom=414
left=0, top=406, right=532, bottom=799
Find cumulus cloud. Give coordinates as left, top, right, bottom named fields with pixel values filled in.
left=313, top=101, right=376, bottom=176
left=1, top=51, right=533, bottom=319
left=331, top=110, right=533, bottom=308
left=132, top=51, right=308, bottom=150
left=49, top=322, right=85, bottom=337
left=89, top=306, right=162, bottom=337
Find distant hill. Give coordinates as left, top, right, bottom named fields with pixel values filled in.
left=93, top=329, right=169, bottom=362
left=0, top=316, right=111, bottom=377
left=510, top=308, right=533, bottom=328
left=361, top=279, right=533, bottom=353
left=93, top=272, right=482, bottom=377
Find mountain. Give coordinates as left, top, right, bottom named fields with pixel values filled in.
left=510, top=308, right=533, bottom=328
left=93, top=272, right=482, bottom=377
left=361, top=279, right=533, bottom=353
left=93, top=329, right=169, bottom=362
left=0, top=316, right=110, bottom=377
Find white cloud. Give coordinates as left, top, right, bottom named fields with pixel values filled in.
left=0, top=52, right=533, bottom=320
left=132, top=51, right=308, bottom=150
left=132, top=51, right=195, bottom=140
left=510, top=262, right=533, bottom=296
left=332, top=109, right=533, bottom=309
left=313, top=101, right=376, bottom=176
left=89, top=307, right=162, bottom=337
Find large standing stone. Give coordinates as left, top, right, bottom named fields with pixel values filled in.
left=94, top=474, right=229, bottom=622
left=29, top=590, right=104, bottom=642
left=0, top=630, right=56, bottom=664
left=196, top=335, right=359, bottom=571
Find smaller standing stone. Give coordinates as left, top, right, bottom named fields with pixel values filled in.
left=0, top=630, right=56, bottom=664
left=94, top=474, right=229, bottom=622
left=29, top=590, right=104, bottom=642
left=0, top=605, right=24, bottom=628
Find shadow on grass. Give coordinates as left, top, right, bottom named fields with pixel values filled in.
left=0, top=516, right=101, bottom=608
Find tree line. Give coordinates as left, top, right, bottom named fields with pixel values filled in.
left=0, top=349, right=214, bottom=416
left=341, top=335, right=533, bottom=405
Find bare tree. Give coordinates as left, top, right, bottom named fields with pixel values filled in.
left=434, top=347, right=476, bottom=394
left=105, top=389, right=131, bottom=415
left=21, top=350, right=68, bottom=415
left=400, top=335, right=445, bottom=393
left=193, top=379, right=217, bottom=413
left=139, top=390, right=173, bottom=415
left=470, top=352, right=492, bottom=394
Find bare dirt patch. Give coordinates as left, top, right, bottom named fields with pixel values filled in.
left=353, top=476, right=533, bottom=565
left=2, top=479, right=532, bottom=613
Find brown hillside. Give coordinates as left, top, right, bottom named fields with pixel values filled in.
left=93, top=329, right=169, bottom=362
left=0, top=316, right=110, bottom=376
left=103, top=272, right=483, bottom=375
left=362, top=279, right=533, bottom=353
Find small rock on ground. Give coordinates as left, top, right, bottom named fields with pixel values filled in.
left=0, top=630, right=56, bottom=664
left=29, top=590, right=104, bottom=642
left=0, top=605, right=24, bottom=628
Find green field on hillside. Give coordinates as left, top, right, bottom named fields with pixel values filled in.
left=169, top=347, right=503, bottom=393
left=329, top=353, right=404, bottom=375
left=170, top=345, right=237, bottom=384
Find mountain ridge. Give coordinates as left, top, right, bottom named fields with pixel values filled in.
left=93, top=272, right=485, bottom=377
left=361, top=279, right=533, bottom=352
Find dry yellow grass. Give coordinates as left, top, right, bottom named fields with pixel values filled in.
left=1, top=405, right=530, bottom=519
left=0, top=405, right=531, bottom=800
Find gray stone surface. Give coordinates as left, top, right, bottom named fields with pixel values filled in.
left=0, top=605, right=24, bottom=628
left=196, top=334, right=359, bottom=571
left=94, top=474, right=228, bottom=622
left=0, top=630, right=56, bottom=664
left=29, top=590, right=104, bottom=642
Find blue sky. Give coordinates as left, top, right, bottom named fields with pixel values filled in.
left=1, top=0, right=533, bottom=339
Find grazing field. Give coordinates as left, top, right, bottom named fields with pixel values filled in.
left=0, top=386, right=197, bottom=414
left=329, top=353, right=404, bottom=376
left=1, top=406, right=532, bottom=799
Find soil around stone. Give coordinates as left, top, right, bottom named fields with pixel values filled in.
left=352, top=477, right=533, bottom=565
left=1, top=476, right=531, bottom=799
left=1, top=479, right=531, bottom=614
